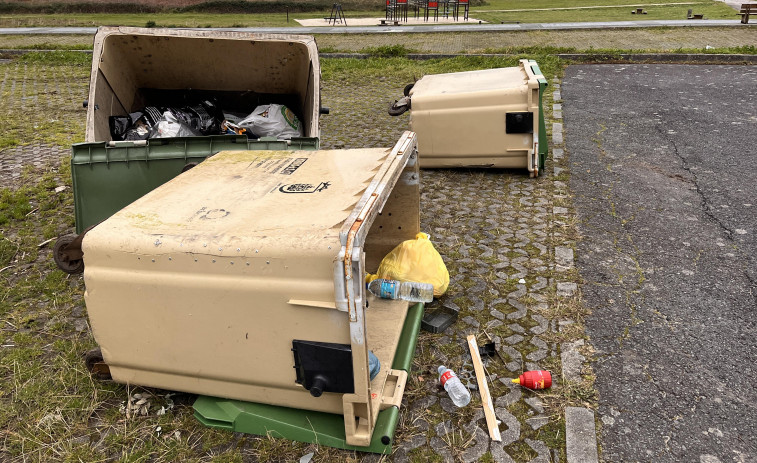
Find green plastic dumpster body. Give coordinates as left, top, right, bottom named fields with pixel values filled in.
left=71, top=135, right=318, bottom=233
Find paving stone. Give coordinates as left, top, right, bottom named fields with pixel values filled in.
left=400, top=434, right=428, bottom=451
left=525, top=397, right=545, bottom=414
left=509, top=323, right=526, bottom=333
left=530, top=314, right=549, bottom=335
left=527, top=337, right=548, bottom=362
left=562, top=339, right=586, bottom=382
left=526, top=438, right=552, bottom=463
left=435, top=420, right=452, bottom=437
left=553, top=90, right=562, bottom=101
left=461, top=427, right=490, bottom=463
left=462, top=315, right=480, bottom=328
left=553, top=122, right=564, bottom=145
left=555, top=246, right=575, bottom=269
left=507, top=299, right=528, bottom=320
left=553, top=148, right=564, bottom=159
left=428, top=437, right=455, bottom=463
left=566, top=407, right=599, bottom=463
left=557, top=282, right=578, bottom=297
left=554, top=206, right=569, bottom=214
left=526, top=415, right=550, bottom=430
left=503, top=334, right=524, bottom=345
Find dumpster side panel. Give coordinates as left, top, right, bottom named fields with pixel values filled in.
left=83, top=251, right=350, bottom=414
left=411, top=104, right=532, bottom=168
left=408, top=61, right=544, bottom=171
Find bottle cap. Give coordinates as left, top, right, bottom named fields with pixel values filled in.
left=511, top=378, right=520, bottom=384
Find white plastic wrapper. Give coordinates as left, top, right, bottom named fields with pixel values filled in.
left=149, top=111, right=201, bottom=139
left=238, top=104, right=303, bottom=140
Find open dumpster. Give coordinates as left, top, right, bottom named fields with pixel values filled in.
left=390, top=59, right=548, bottom=175
left=54, top=27, right=323, bottom=274
left=81, top=132, right=422, bottom=451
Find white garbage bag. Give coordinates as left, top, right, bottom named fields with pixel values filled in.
left=238, top=104, right=303, bottom=140
left=149, top=111, right=201, bottom=139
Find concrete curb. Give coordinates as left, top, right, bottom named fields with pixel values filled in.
left=550, top=86, right=601, bottom=463
left=320, top=53, right=757, bottom=63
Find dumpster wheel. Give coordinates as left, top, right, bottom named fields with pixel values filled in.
left=85, top=347, right=112, bottom=381
left=53, top=234, right=84, bottom=275
left=403, top=83, right=414, bottom=96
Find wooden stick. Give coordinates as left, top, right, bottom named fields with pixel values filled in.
left=467, top=334, right=501, bottom=441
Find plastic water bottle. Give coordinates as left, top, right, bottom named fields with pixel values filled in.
left=367, top=278, right=434, bottom=303
left=368, top=351, right=380, bottom=381
left=438, top=366, right=471, bottom=407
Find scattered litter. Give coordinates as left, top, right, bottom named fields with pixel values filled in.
left=155, top=426, right=162, bottom=435
left=37, top=238, right=55, bottom=248
left=512, top=370, right=552, bottom=390
left=54, top=186, right=67, bottom=193
left=156, top=406, right=166, bottom=416
left=299, top=452, right=315, bottom=463
left=467, top=335, right=501, bottom=441
left=368, top=232, right=450, bottom=297
left=478, top=342, right=497, bottom=358
left=122, top=392, right=153, bottom=416
left=518, top=278, right=526, bottom=284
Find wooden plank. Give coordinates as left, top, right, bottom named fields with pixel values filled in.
left=467, top=335, right=502, bottom=442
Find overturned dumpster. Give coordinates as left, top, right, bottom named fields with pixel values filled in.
left=81, top=132, right=423, bottom=452
left=55, top=27, right=323, bottom=273
left=390, top=59, right=548, bottom=176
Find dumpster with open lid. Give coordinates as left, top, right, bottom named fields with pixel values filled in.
left=54, top=27, right=323, bottom=274
left=394, top=59, right=548, bottom=175
left=81, top=132, right=421, bottom=451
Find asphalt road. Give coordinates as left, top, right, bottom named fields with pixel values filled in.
left=563, top=64, right=757, bottom=462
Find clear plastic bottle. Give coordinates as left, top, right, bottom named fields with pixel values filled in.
left=367, top=278, right=434, bottom=303
left=438, top=365, right=471, bottom=407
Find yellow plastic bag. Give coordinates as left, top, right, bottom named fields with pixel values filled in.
left=368, top=232, right=449, bottom=297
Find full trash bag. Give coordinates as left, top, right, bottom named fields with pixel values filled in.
left=368, top=232, right=449, bottom=297
left=238, top=104, right=303, bottom=140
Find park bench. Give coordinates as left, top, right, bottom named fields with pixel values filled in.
left=631, top=8, right=647, bottom=14
left=739, top=3, right=756, bottom=23
left=379, top=19, right=401, bottom=25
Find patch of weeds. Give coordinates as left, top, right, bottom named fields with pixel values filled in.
left=506, top=439, right=538, bottom=461
left=16, top=51, right=90, bottom=66
left=409, top=446, right=445, bottom=462
left=0, top=234, right=19, bottom=266
left=361, top=44, right=414, bottom=58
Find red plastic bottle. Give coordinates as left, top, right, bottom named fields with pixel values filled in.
left=511, top=370, right=552, bottom=390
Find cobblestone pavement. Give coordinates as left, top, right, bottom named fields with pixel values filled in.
left=323, top=70, right=580, bottom=462
left=325, top=67, right=575, bottom=462
left=0, top=59, right=578, bottom=462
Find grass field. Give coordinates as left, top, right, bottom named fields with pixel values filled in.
left=0, top=0, right=740, bottom=27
